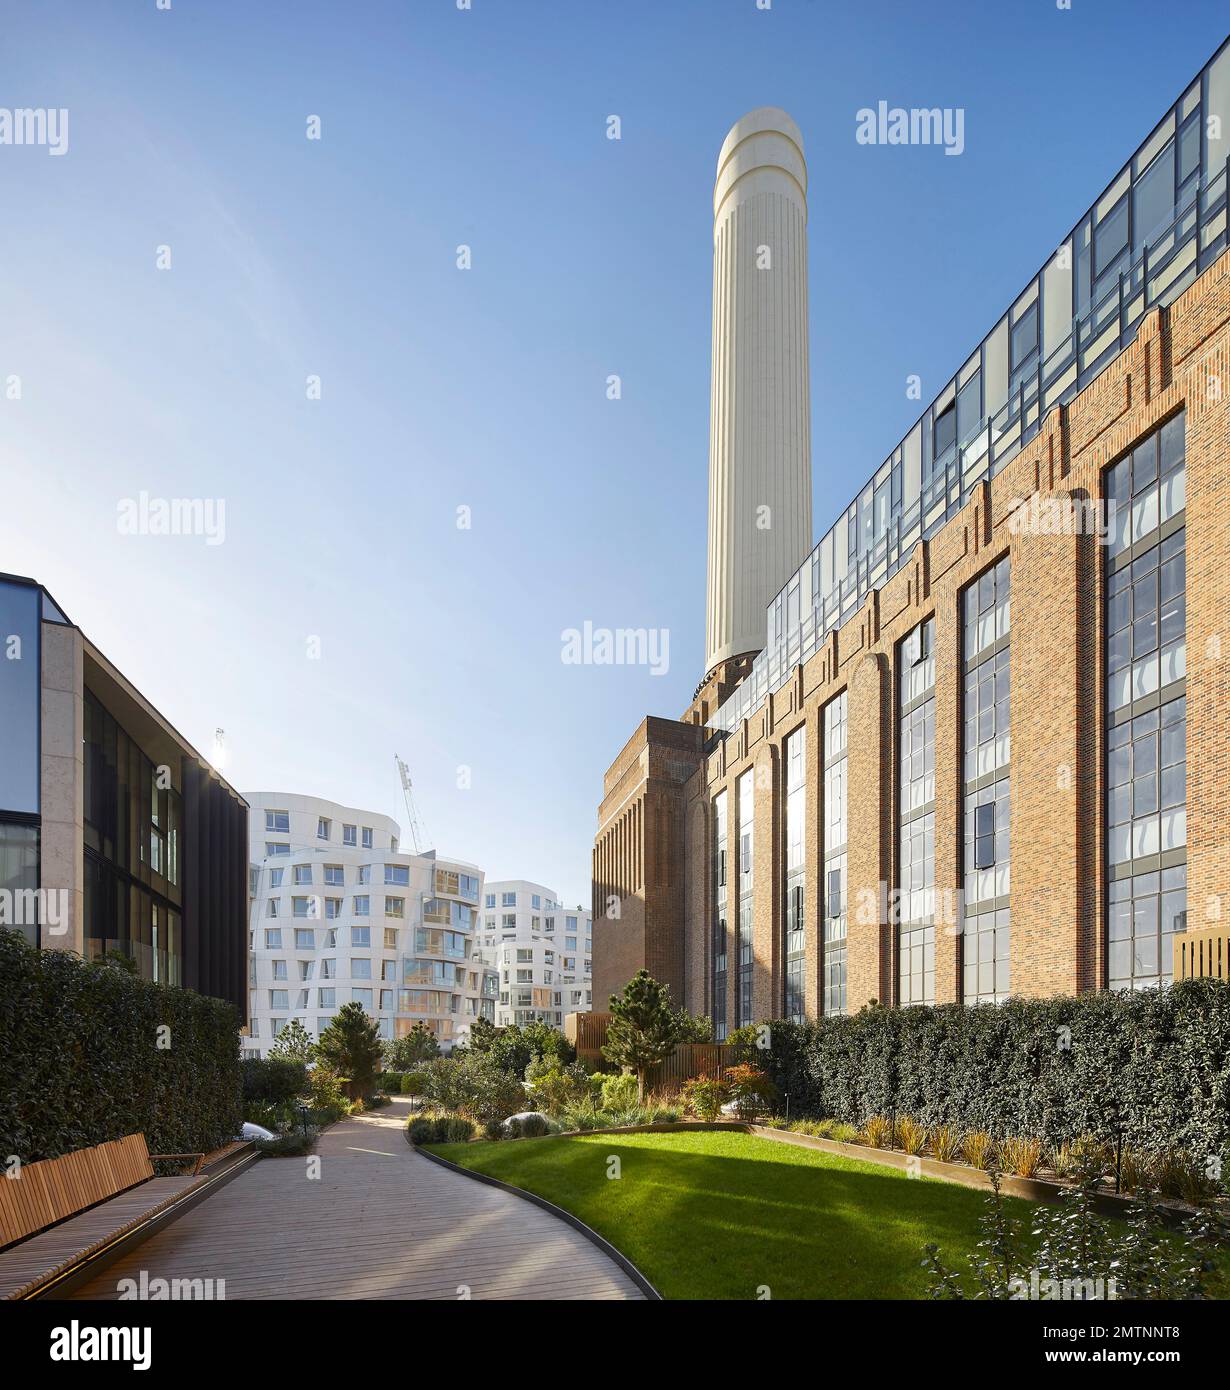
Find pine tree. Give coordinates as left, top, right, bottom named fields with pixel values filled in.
left=384, top=1021, right=442, bottom=1070
left=316, top=1002, right=383, bottom=1099
left=602, top=970, right=684, bottom=1100
left=268, top=1018, right=316, bottom=1065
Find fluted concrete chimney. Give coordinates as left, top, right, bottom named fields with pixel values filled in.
left=705, top=107, right=812, bottom=677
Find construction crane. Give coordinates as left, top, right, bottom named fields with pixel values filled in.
left=395, top=755, right=431, bottom=855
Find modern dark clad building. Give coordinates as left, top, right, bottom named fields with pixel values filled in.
left=0, top=573, right=248, bottom=1019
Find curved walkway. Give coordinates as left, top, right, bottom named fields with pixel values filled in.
left=69, top=1099, right=644, bottom=1300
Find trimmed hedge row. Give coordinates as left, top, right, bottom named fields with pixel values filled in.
left=0, top=929, right=242, bottom=1163
left=755, top=979, right=1230, bottom=1161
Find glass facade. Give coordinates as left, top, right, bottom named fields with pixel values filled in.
left=0, top=578, right=41, bottom=817
left=83, top=689, right=183, bottom=983
left=711, top=790, right=728, bottom=1041
left=822, top=691, right=848, bottom=1015
left=1106, top=412, right=1187, bottom=989
left=898, top=619, right=936, bottom=1005
left=783, top=726, right=806, bottom=1022
left=0, top=578, right=43, bottom=946
left=961, top=557, right=1011, bottom=1002
left=736, top=769, right=754, bottom=1028
left=713, top=39, right=1230, bottom=735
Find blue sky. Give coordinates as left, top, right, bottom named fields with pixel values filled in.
left=2, top=0, right=1226, bottom=905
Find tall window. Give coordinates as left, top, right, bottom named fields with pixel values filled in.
left=898, top=618, right=936, bottom=1005
left=1106, top=411, right=1186, bottom=989
left=783, top=726, right=806, bottom=1022
left=822, top=692, right=848, bottom=1015
left=962, top=557, right=1011, bottom=1002
left=712, top=791, right=728, bottom=1040
left=736, top=769, right=754, bottom=1027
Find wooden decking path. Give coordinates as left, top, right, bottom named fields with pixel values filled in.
left=68, top=1099, right=645, bottom=1300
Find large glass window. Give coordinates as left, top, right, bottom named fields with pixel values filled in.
left=82, top=688, right=183, bottom=982
left=0, top=579, right=41, bottom=816
left=1106, top=412, right=1186, bottom=989
left=961, top=557, right=1011, bottom=1002
left=783, top=726, right=806, bottom=1022
left=712, top=790, right=728, bottom=1041
left=822, top=693, right=848, bottom=1016
left=736, top=770, right=754, bottom=1028
left=898, top=619, right=935, bottom=1005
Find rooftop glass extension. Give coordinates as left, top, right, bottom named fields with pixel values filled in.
left=713, top=36, right=1230, bottom=734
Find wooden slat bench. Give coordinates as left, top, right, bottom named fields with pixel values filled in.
left=0, top=1134, right=238, bottom=1301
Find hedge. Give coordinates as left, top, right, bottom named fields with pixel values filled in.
left=241, top=1057, right=308, bottom=1105
left=755, top=979, right=1230, bottom=1162
left=0, top=929, right=242, bottom=1163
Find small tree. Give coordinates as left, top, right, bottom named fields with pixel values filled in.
left=316, top=1002, right=383, bottom=1100
left=602, top=970, right=686, bottom=1100
left=268, top=1019, right=316, bottom=1064
left=384, top=1022, right=441, bottom=1070
left=673, top=1008, right=714, bottom=1044
left=463, top=1016, right=498, bottom=1055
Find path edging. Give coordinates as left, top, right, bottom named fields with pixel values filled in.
left=411, top=1142, right=662, bottom=1301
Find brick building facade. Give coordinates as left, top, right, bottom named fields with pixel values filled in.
left=593, top=39, right=1230, bottom=1028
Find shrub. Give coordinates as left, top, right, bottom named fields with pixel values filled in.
left=599, top=1072, right=640, bottom=1112
left=896, top=1114, right=927, bottom=1156
left=924, top=1170, right=1226, bottom=1300
left=241, top=1057, right=308, bottom=1106
left=254, top=1128, right=317, bottom=1157
left=483, top=1118, right=505, bottom=1141
left=420, top=1055, right=525, bottom=1123
left=964, top=1131, right=997, bottom=1171
left=378, top=1072, right=404, bottom=1094
left=406, top=1115, right=441, bottom=1145
left=929, top=1123, right=963, bottom=1164
left=862, top=1115, right=892, bottom=1148
left=526, top=1057, right=597, bottom=1116
left=560, top=1106, right=605, bottom=1132
left=307, top=1067, right=350, bottom=1125
left=505, top=1117, right=522, bottom=1139
left=724, top=1063, right=777, bottom=1120
left=364, top=1093, right=391, bottom=1110
left=244, top=1100, right=295, bottom=1132
left=753, top=981, right=1230, bottom=1164
left=1001, top=1135, right=1044, bottom=1178
left=681, top=1076, right=730, bottom=1122
left=517, top=1114, right=550, bottom=1139
left=401, top=1071, right=426, bottom=1096
left=830, top=1122, right=859, bottom=1144
left=648, top=1105, right=681, bottom=1123
left=441, top=1115, right=476, bottom=1144
left=469, top=1020, right=575, bottom=1077
left=0, top=929, right=242, bottom=1163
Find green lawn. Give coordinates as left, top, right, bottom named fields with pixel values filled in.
left=427, top=1129, right=1037, bottom=1300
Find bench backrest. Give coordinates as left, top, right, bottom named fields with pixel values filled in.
left=0, top=1134, right=153, bottom=1248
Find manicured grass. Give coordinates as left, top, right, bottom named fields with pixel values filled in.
left=427, top=1129, right=1038, bottom=1300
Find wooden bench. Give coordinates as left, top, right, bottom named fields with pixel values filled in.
left=0, top=1134, right=221, bottom=1300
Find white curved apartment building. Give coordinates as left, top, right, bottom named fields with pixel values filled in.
left=244, top=793, right=496, bottom=1058
left=475, top=880, right=592, bottom=1028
